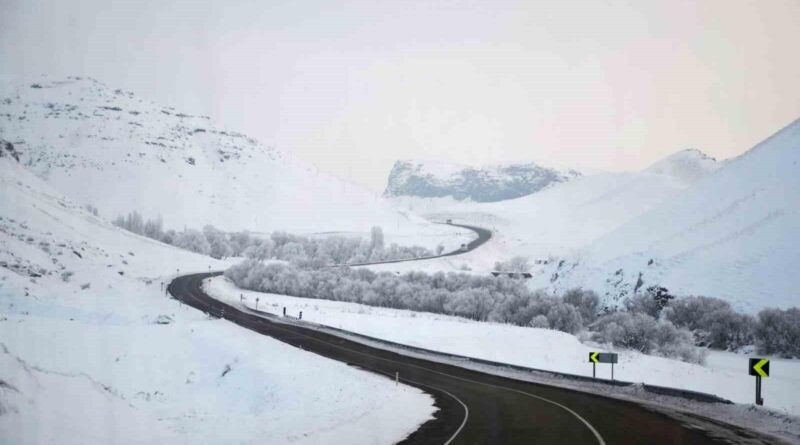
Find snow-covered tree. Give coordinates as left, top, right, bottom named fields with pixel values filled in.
left=370, top=226, right=384, bottom=252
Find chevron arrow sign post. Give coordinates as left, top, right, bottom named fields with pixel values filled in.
left=749, top=358, right=770, bottom=406
left=589, top=352, right=618, bottom=379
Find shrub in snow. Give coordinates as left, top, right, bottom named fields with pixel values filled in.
left=663, top=296, right=755, bottom=350
left=242, top=238, right=275, bottom=261
left=203, top=225, right=233, bottom=259
left=529, top=314, right=549, bottom=329
left=493, top=256, right=531, bottom=272
left=370, top=226, right=385, bottom=252
left=624, top=293, right=663, bottom=319
left=142, top=217, right=163, bottom=240
left=754, top=307, right=800, bottom=358
left=60, top=271, right=74, bottom=282
left=562, top=288, right=600, bottom=324
left=443, top=289, right=494, bottom=320
left=546, top=302, right=583, bottom=334
left=154, top=314, right=173, bottom=325
left=172, top=229, right=211, bottom=255
left=591, top=312, right=704, bottom=363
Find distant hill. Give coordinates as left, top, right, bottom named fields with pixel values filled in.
left=384, top=159, right=579, bottom=202
left=545, top=118, right=800, bottom=311
left=0, top=77, right=445, bottom=237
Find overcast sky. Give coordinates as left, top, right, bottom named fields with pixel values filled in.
left=2, top=0, right=799, bottom=191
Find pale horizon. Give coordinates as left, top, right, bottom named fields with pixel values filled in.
left=2, top=0, right=799, bottom=191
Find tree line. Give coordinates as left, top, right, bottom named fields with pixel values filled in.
left=226, top=259, right=800, bottom=362
left=112, top=211, right=434, bottom=265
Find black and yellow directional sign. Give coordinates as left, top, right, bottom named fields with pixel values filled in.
left=589, top=352, right=618, bottom=364
left=749, top=358, right=770, bottom=378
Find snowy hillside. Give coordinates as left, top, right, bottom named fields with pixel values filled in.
left=542, top=118, right=800, bottom=311
left=385, top=159, right=579, bottom=202
left=0, top=77, right=453, bottom=241
left=385, top=148, right=721, bottom=271
left=644, top=148, right=722, bottom=185
left=0, top=155, right=434, bottom=444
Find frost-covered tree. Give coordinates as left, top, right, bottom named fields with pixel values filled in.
left=142, top=216, right=164, bottom=241
left=203, top=225, right=233, bottom=259
left=173, top=229, right=211, bottom=255
left=493, top=256, right=531, bottom=273
left=664, top=296, right=755, bottom=349
left=624, top=293, right=663, bottom=318
left=370, top=226, right=385, bottom=252
left=546, top=302, right=583, bottom=334
left=755, top=307, right=800, bottom=357
left=243, top=238, right=275, bottom=261
left=562, top=288, right=600, bottom=324
left=591, top=312, right=703, bottom=363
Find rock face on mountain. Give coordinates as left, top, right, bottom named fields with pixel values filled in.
left=384, top=160, right=579, bottom=202
left=0, top=139, right=20, bottom=161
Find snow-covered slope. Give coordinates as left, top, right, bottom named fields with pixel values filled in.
left=390, top=148, right=720, bottom=264
left=385, top=159, right=579, bottom=202
left=0, top=155, right=434, bottom=443
left=0, top=77, right=450, bottom=240
left=644, top=148, right=722, bottom=185
left=543, top=118, right=800, bottom=311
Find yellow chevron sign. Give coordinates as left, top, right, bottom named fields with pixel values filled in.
left=750, top=358, right=770, bottom=378
left=590, top=352, right=599, bottom=365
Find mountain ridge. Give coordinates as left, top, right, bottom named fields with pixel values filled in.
left=384, top=159, right=579, bottom=202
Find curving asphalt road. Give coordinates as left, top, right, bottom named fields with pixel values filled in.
left=338, top=222, right=492, bottom=267
left=168, top=270, right=780, bottom=444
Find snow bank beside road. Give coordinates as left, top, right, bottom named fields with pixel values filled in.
left=0, top=157, right=435, bottom=444
left=206, top=276, right=800, bottom=416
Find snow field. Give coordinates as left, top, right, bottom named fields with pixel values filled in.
left=0, top=157, right=435, bottom=444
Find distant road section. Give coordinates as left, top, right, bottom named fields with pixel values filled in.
left=340, top=222, right=492, bottom=267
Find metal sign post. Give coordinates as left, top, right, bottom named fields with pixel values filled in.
left=589, top=352, right=619, bottom=379
left=749, top=358, right=770, bottom=406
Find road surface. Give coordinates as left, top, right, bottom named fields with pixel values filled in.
left=339, top=222, right=492, bottom=266
left=168, top=272, right=779, bottom=444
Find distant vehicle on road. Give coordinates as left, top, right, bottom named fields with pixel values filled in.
left=460, top=243, right=467, bottom=251
left=446, top=218, right=453, bottom=224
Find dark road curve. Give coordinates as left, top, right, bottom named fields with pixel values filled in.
left=167, top=272, right=772, bottom=445
left=338, top=222, right=492, bottom=267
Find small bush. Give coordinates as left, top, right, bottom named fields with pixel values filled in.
left=664, top=296, right=755, bottom=350
left=562, top=288, right=600, bottom=324
left=494, top=256, right=531, bottom=272
left=529, top=314, right=549, bottom=329
left=754, top=308, right=800, bottom=358
left=624, top=293, right=662, bottom=318
left=591, top=312, right=704, bottom=363
left=546, top=302, right=583, bottom=334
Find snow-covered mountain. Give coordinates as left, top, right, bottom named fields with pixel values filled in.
left=542, top=118, right=800, bottom=311
left=368, top=138, right=797, bottom=313
left=0, top=77, right=448, bottom=239
left=384, top=159, right=579, bottom=202
left=393, top=148, right=721, bottom=264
